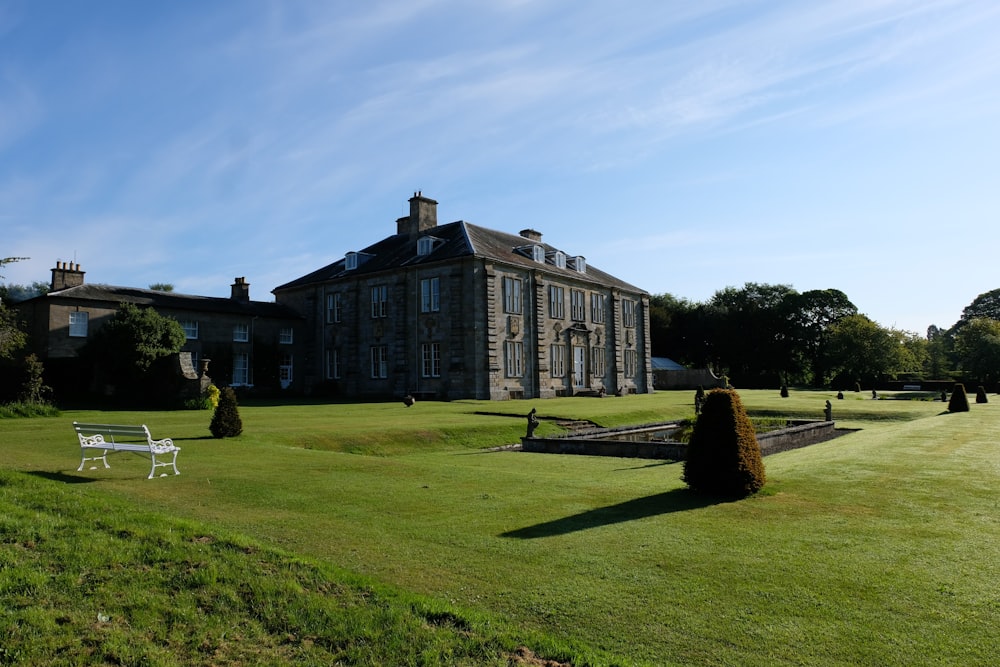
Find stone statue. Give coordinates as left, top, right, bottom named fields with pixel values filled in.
left=824, top=400, right=832, bottom=422
left=403, top=394, right=415, bottom=407
left=526, top=408, right=539, bottom=438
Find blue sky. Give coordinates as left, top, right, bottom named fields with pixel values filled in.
left=3, top=0, right=999, bottom=334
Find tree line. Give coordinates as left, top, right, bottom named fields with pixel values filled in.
left=650, top=282, right=1000, bottom=389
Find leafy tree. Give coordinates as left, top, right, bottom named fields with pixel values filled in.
left=786, top=289, right=857, bottom=386
left=210, top=386, right=243, bottom=438
left=707, top=283, right=799, bottom=385
left=0, top=281, right=49, bottom=305
left=682, top=389, right=765, bottom=498
left=0, top=258, right=29, bottom=360
left=149, top=283, right=174, bottom=292
left=826, top=315, right=914, bottom=388
left=924, top=325, right=955, bottom=379
left=17, top=353, right=52, bottom=404
left=82, top=302, right=186, bottom=397
left=953, top=318, right=1000, bottom=385
left=956, top=288, right=1000, bottom=328
left=948, top=383, right=970, bottom=413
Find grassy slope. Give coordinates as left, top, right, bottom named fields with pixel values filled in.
left=2, top=390, right=998, bottom=665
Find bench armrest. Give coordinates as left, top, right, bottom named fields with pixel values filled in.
left=148, top=438, right=177, bottom=454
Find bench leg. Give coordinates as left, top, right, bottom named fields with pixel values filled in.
left=79, top=451, right=111, bottom=471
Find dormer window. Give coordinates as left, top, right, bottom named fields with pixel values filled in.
left=572, top=256, right=586, bottom=273
left=345, top=252, right=359, bottom=270
left=417, top=236, right=440, bottom=257
left=532, top=245, right=545, bottom=263
left=548, top=250, right=566, bottom=269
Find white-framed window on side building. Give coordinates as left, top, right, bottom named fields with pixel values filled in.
left=181, top=320, right=198, bottom=340
left=326, top=293, right=342, bottom=323
left=233, top=323, right=249, bottom=342
left=505, top=340, right=524, bottom=377
left=421, top=342, right=441, bottom=377
left=233, top=351, right=250, bottom=385
left=503, top=276, right=522, bottom=314
left=371, top=286, right=388, bottom=318
left=421, top=277, right=440, bottom=313
left=550, top=343, right=566, bottom=377
left=279, top=327, right=293, bottom=344
left=570, top=289, right=586, bottom=322
left=370, top=345, right=388, bottom=378
left=279, top=353, right=293, bottom=388
left=325, top=349, right=341, bottom=380
left=68, top=311, right=89, bottom=338
left=548, top=285, right=565, bottom=319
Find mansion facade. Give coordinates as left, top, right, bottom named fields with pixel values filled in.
left=273, top=193, right=653, bottom=400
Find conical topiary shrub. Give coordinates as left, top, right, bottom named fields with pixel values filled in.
left=948, top=383, right=970, bottom=413
left=976, top=386, right=988, bottom=404
left=210, top=386, right=244, bottom=438
left=682, top=389, right=766, bottom=498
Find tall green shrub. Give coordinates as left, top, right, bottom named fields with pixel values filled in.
left=948, top=383, right=970, bottom=413
left=976, top=386, right=988, bottom=404
left=210, top=387, right=243, bottom=438
left=682, top=389, right=766, bottom=498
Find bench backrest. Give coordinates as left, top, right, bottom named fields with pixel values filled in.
left=73, top=422, right=152, bottom=444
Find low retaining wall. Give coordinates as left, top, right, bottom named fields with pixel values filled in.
left=521, top=420, right=839, bottom=460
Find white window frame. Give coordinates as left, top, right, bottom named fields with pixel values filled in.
left=591, top=293, right=606, bottom=324
left=279, top=353, right=293, bottom=387
left=504, top=340, right=524, bottom=377
left=345, top=252, right=358, bottom=270
left=550, top=343, right=566, bottom=377
left=421, top=342, right=441, bottom=378
left=622, top=298, right=636, bottom=328
left=591, top=347, right=606, bottom=377
left=326, top=348, right=342, bottom=380
left=548, top=285, right=565, bottom=319
left=181, top=320, right=199, bottom=340
left=233, top=351, right=250, bottom=385
left=326, top=293, right=342, bottom=323
left=573, top=256, right=586, bottom=273
left=370, top=345, right=388, bottom=379
left=68, top=311, right=89, bottom=338
left=624, top=349, right=638, bottom=378
left=570, top=289, right=586, bottom=322
left=421, top=277, right=440, bottom=313
left=532, top=245, right=545, bottom=263
left=233, top=323, right=249, bottom=342
left=503, top=276, right=522, bottom=314
left=279, top=327, right=293, bottom=344
left=417, top=237, right=437, bottom=256
left=371, top=285, right=388, bottom=318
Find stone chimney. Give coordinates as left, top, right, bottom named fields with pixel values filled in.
left=396, top=191, right=438, bottom=239
left=519, top=229, right=542, bottom=242
left=231, top=277, right=250, bottom=302
left=51, top=261, right=85, bottom=291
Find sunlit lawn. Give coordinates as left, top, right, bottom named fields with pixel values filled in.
left=2, top=390, right=997, bottom=665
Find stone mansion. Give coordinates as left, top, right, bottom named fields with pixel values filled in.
left=273, top=193, right=652, bottom=400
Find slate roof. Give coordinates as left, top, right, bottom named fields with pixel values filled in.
left=651, top=357, right=686, bottom=371
left=273, top=220, right=645, bottom=294
left=34, top=283, right=302, bottom=320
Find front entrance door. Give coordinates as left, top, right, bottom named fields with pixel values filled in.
left=573, top=346, right=586, bottom=388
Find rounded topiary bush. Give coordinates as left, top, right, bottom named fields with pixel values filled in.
left=948, top=383, right=970, bottom=413
left=210, top=386, right=244, bottom=438
left=682, top=389, right=766, bottom=498
left=976, top=386, right=988, bottom=404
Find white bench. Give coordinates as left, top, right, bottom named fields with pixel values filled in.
left=73, top=422, right=181, bottom=479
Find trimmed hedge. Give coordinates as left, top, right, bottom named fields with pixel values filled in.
left=682, top=389, right=766, bottom=498
left=948, top=383, right=970, bottom=413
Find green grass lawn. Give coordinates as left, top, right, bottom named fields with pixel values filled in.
left=2, top=390, right=998, bottom=665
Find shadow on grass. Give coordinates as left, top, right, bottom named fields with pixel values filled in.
left=501, top=488, right=728, bottom=539
left=26, top=470, right=98, bottom=484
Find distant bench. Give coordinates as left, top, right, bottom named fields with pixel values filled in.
left=73, top=422, right=181, bottom=479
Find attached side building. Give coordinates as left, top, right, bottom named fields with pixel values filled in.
left=273, top=193, right=653, bottom=400
left=17, top=263, right=304, bottom=394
